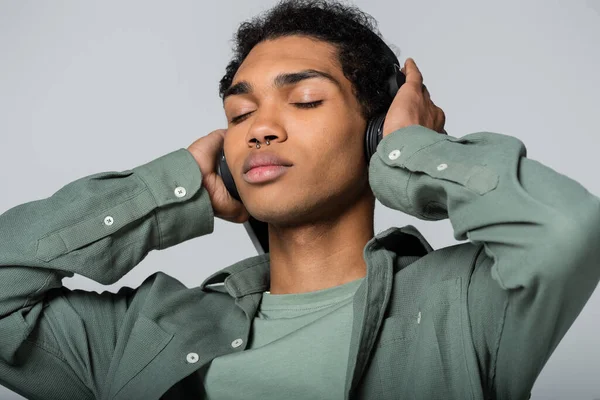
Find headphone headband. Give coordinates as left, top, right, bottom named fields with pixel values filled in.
left=368, top=32, right=403, bottom=98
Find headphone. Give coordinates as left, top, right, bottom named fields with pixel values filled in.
left=217, top=34, right=405, bottom=254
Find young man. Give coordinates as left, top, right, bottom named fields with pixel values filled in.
left=1, top=0, right=598, bottom=399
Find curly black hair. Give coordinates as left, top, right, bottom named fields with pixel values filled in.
left=218, top=0, right=399, bottom=120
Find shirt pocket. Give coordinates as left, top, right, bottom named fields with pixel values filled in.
left=376, top=277, right=461, bottom=348
left=365, top=278, right=465, bottom=400
left=410, top=277, right=470, bottom=399
left=358, top=315, right=417, bottom=399
left=376, top=314, right=418, bottom=348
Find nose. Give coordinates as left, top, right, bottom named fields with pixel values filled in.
left=245, top=109, right=287, bottom=148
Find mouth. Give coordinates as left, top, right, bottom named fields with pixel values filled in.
left=242, top=151, right=293, bottom=184
left=243, top=165, right=291, bottom=184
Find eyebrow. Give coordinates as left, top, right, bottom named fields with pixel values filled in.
left=222, top=69, right=342, bottom=100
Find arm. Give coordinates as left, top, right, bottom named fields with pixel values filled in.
left=369, top=125, right=600, bottom=397
left=0, top=148, right=214, bottom=399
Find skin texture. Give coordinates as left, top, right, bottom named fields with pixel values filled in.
left=187, top=36, right=445, bottom=294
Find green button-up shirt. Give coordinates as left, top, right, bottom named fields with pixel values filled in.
left=1, top=125, right=599, bottom=400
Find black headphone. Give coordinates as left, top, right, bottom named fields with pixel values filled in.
left=218, top=35, right=405, bottom=254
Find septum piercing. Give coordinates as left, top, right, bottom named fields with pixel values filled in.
left=255, top=139, right=270, bottom=149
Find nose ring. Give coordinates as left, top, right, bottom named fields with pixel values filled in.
left=255, top=139, right=271, bottom=149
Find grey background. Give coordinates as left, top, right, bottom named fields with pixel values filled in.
left=0, top=1, right=599, bottom=399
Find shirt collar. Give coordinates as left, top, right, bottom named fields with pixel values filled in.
left=199, top=225, right=432, bottom=298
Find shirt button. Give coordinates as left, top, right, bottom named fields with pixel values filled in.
left=388, top=150, right=401, bottom=160
left=186, top=352, right=199, bottom=364
left=174, top=186, right=187, bottom=198
left=437, top=163, right=448, bottom=171
left=104, top=216, right=114, bottom=226
left=231, top=338, right=243, bottom=348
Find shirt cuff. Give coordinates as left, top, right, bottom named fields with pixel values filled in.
left=369, top=125, right=499, bottom=220
left=133, top=148, right=214, bottom=250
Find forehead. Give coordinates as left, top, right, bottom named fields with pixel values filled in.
left=233, top=36, right=342, bottom=83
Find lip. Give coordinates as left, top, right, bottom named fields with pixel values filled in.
left=243, top=165, right=291, bottom=183
left=242, top=151, right=293, bottom=184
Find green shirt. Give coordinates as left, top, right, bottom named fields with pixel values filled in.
left=1, top=125, right=599, bottom=400
left=201, top=277, right=363, bottom=399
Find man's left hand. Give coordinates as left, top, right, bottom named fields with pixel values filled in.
left=382, top=58, right=446, bottom=137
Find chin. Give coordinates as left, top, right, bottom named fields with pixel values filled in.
left=241, top=174, right=370, bottom=226
left=246, top=204, right=308, bottom=227
left=243, top=195, right=315, bottom=227
left=247, top=194, right=350, bottom=229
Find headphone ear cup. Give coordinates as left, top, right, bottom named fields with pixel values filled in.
left=388, top=64, right=406, bottom=97
left=218, top=148, right=241, bottom=202
left=364, top=66, right=406, bottom=161
left=218, top=149, right=269, bottom=253
left=364, top=113, right=386, bottom=161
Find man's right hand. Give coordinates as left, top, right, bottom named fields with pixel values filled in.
left=187, top=129, right=249, bottom=223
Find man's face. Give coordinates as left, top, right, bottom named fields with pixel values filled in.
left=223, top=35, right=370, bottom=226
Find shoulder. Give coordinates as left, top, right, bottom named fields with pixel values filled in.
left=392, top=241, right=485, bottom=284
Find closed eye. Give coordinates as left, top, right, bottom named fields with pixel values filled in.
left=229, top=100, right=324, bottom=125
left=230, top=111, right=253, bottom=124
left=293, top=100, right=324, bottom=109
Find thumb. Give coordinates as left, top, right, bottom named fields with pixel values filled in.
left=189, top=129, right=227, bottom=177
left=203, top=129, right=227, bottom=169
left=403, top=58, right=423, bottom=85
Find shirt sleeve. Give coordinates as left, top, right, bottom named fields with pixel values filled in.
left=0, top=148, right=214, bottom=399
left=368, top=125, right=600, bottom=398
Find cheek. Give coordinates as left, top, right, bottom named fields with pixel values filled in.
left=300, top=119, right=367, bottom=184
left=300, top=103, right=365, bottom=149
left=321, top=117, right=366, bottom=163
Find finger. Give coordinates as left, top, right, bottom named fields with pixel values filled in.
left=403, top=58, right=423, bottom=85
left=422, top=83, right=431, bottom=99
left=207, top=129, right=227, bottom=165
left=192, top=131, right=226, bottom=175
left=215, top=128, right=227, bottom=140
left=211, top=128, right=227, bottom=146
left=436, top=107, right=446, bottom=134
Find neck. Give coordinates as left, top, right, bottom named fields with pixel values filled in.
left=267, top=192, right=375, bottom=294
